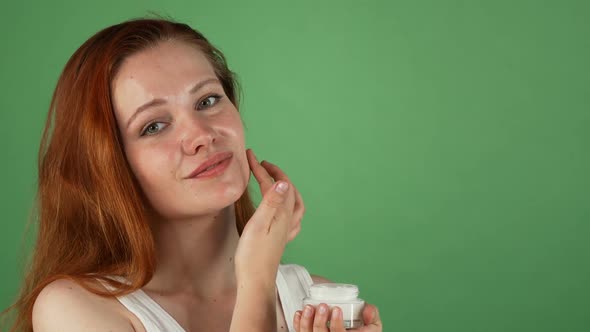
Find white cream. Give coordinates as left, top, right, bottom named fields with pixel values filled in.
left=303, top=283, right=365, bottom=329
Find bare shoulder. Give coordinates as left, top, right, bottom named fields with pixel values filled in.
left=32, top=278, right=136, bottom=332
left=310, top=274, right=332, bottom=284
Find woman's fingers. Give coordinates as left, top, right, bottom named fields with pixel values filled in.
left=293, top=184, right=305, bottom=220
left=233, top=179, right=294, bottom=284
left=356, top=304, right=382, bottom=331
left=294, top=310, right=302, bottom=331
left=299, top=305, right=315, bottom=332
left=248, top=150, right=301, bottom=211
left=261, top=160, right=305, bottom=217
left=260, top=159, right=291, bottom=182
left=328, top=307, right=346, bottom=332
left=247, top=150, right=294, bottom=197
left=312, top=303, right=330, bottom=332
left=246, top=149, right=274, bottom=193
left=247, top=149, right=303, bottom=239
left=263, top=161, right=304, bottom=241
left=295, top=305, right=347, bottom=332
left=364, top=304, right=381, bottom=326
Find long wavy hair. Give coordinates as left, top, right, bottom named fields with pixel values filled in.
left=1, top=17, right=256, bottom=332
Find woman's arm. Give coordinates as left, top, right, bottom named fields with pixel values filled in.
left=230, top=150, right=304, bottom=332
left=230, top=280, right=277, bottom=332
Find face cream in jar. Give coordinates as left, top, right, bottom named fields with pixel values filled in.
left=303, top=283, right=365, bottom=329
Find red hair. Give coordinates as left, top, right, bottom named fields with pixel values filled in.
left=1, top=17, right=256, bottom=331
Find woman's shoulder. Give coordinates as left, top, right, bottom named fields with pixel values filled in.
left=32, top=278, right=138, bottom=331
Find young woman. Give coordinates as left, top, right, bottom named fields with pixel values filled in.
left=3, top=18, right=382, bottom=332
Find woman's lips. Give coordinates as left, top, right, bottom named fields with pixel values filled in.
left=192, top=156, right=232, bottom=179
left=185, top=152, right=233, bottom=179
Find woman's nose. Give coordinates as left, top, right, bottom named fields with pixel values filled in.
left=180, top=116, right=216, bottom=155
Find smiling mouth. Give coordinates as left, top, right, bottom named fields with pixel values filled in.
left=200, top=161, right=224, bottom=174
left=192, top=156, right=233, bottom=179
left=185, top=152, right=234, bottom=179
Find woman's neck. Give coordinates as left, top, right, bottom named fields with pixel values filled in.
left=143, top=205, right=240, bottom=298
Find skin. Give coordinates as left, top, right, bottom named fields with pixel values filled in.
left=110, top=38, right=303, bottom=331
left=32, top=38, right=382, bottom=332
left=111, top=39, right=247, bottom=299
left=293, top=303, right=383, bottom=332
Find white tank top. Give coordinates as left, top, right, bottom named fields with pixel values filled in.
left=100, top=264, right=313, bottom=332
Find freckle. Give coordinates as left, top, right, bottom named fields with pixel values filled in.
left=229, top=257, right=233, bottom=262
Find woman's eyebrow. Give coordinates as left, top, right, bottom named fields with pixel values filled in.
left=126, top=77, right=221, bottom=130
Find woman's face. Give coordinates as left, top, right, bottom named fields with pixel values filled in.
left=111, top=40, right=250, bottom=220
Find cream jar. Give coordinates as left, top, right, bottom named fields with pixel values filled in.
left=303, top=283, right=365, bottom=329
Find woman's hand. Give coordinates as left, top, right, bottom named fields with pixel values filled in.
left=293, top=303, right=382, bottom=332
left=246, top=148, right=305, bottom=243
left=233, top=148, right=305, bottom=284
left=230, top=149, right=306, bottom=332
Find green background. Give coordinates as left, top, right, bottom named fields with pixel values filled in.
left=1, top=0, right=589, bottom=330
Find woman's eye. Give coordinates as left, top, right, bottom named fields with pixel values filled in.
left=197, top=94, right=222, bottom=110
left=141, top=122, right=167, bottom=136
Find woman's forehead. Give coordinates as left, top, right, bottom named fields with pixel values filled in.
left=111, top=40, right=217, bottom=114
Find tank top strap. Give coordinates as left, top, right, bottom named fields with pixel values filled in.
left=98, top=264, right=313, bottom=332
left=276, top=264, right=315, bottom=332
left=98, top=276, right=186, bottom=332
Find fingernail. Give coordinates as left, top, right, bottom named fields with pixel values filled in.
left=303, top=305, right=313, bottom=318
left=319, top=304, right=327, bottom=315
left=275, top=181, right=289, bottom=193
left=332, top=307, right=341, bottom=319
left=251, top=151, right=258, bottom=163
